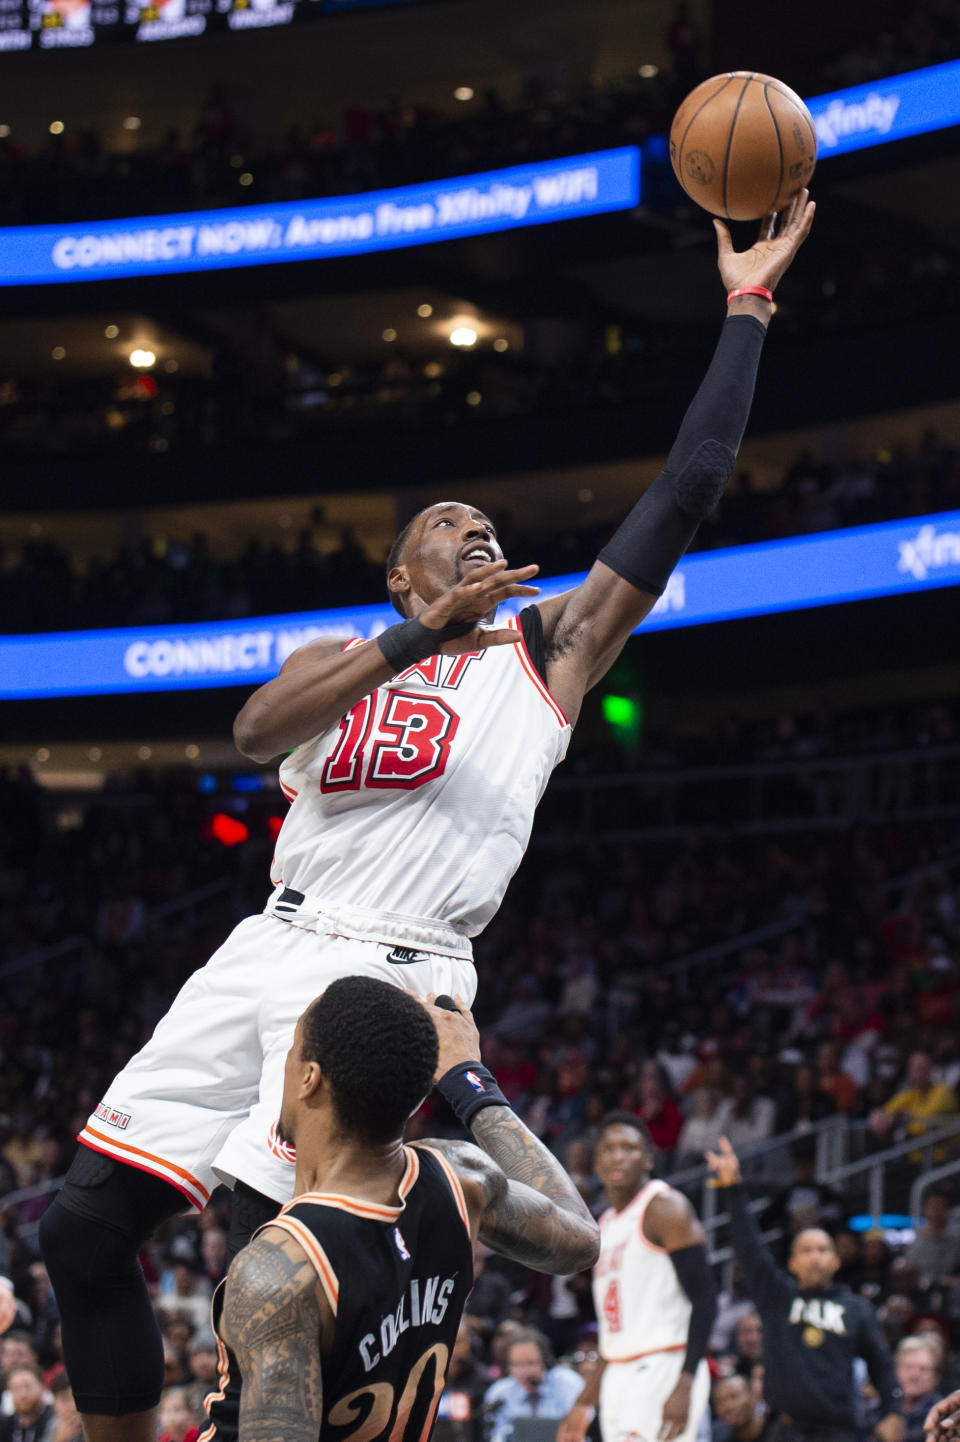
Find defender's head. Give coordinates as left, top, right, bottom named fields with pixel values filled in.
left=593, top=1111, right=655, bottom=1199
left=278, top=977, right=438, bottom=1148
left=386, top=502, right=503, bottom=617
left=788, top=1227, right=839, bottom=1289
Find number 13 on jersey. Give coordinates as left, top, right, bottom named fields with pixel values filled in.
left=321, top=690, right=460, bottom=793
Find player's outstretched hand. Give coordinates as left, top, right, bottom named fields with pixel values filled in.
left=714, top=186, right=815, bottom=296
left=417, top=993, right=483, bottom=1081
left=926, top=1391, right=960, bottom=1441
left=420, top=559, right=540, bottom=654
left=704, top=1135, right=742, bottom=1187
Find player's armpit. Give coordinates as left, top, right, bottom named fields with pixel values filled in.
left=221, top=1230, right=328, bottom=1442
left=426, top=1132, right=598, bottom=1275
left=540, top=565, right=660, bottom=725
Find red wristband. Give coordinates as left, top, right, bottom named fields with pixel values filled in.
left=726, top=286, right=774, bottom=305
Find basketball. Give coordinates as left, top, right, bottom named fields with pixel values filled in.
left=669, top=71, right=818, bottom=221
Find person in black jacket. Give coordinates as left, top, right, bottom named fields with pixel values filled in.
left=706, top=1137, right=904, bottom=1442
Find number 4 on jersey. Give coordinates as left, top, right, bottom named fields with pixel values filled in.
left=321, top=690, right=460, bottom=793
left=602, top=1279, right=622, bottom=1332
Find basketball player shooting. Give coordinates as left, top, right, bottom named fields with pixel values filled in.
left=216, top=980, right=598, bottom=1442
left=39, top=192, right=813, bottom=1442
left=558, top=1115, right=715, bottom=1442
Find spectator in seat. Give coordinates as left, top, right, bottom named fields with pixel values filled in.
left=627, top=1062, right=684, bottom=1159
left=815, top=1040, right=859, bottom=1114
left=714, top=1076, right=775, bottom=1158
left=732, top=1311, right=764, bottom=1371
left=892, top=1336, right=943, bottom=1442
left=675, top=1087, right=722, bottom=1168
left=157, top=1385, right=200, bottom=1442
left=0, top=1364, right=54, bottom=1442
left=905, top=1193, right=960, bottom=1290
left=712, top=1372, right=774, bottom=1442
left=483, top=1328, right=583, bottom=1442
left=869, top=1052, right=958, bottom=1142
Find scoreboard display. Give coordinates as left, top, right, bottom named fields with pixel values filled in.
left=0, top=0, right=413, bottom=49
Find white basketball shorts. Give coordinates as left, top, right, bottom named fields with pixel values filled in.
left=600, top=1352, right=710, bottom=1442
left=78, top=904, right=476, bottom=1211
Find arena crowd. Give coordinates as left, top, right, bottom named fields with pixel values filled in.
left=2, top=427, right=958, bottom=633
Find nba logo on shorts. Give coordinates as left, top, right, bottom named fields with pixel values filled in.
left=393, top=1227, right=411, bottom=1260
left=465, top=1071, right=485, bottom=1094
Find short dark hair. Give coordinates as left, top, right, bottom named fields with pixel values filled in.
left=599, top=1110, right=654, bottom=1151
left=385, top=512, right=424, bottom=616
left=301, top=977, right=438, bottom=1144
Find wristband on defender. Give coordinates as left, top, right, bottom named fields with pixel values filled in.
left=436, top=1062, right=509, bottom=1128
left=377, top=615, right=474, bottom=673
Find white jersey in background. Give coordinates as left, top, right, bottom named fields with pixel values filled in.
left=592, top=1180, right=710, bottom=1442
left=272, top=613, right=571, bottom=938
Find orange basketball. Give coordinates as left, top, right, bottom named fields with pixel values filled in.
left=669, top=71, right=817, bottom=221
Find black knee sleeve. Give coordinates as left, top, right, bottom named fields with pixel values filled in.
left=226, top=1180, right=281, bottom=1262
left=39, top=1148, right=186, bottom=1415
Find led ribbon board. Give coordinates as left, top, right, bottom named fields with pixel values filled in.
left=3, top=510, right=959, bottom=699
left=0, top=148, right=640, bottom=286
left=806, top=57, right=960, bottom=157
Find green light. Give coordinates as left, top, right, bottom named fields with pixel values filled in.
left=602, top=694, right=639, bottom=729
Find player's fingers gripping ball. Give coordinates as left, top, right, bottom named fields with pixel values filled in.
left=670, top=71, right=817, bottom=220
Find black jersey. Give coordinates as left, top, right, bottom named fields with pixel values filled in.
left=265, top=1144, right=474, bottom=1442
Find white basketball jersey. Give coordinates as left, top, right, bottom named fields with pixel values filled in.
left=272, top=614, right=571, bottom=936
left=593, top=1180, right=691, bottom=1362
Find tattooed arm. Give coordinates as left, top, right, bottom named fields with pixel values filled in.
left=221, top=1229, right=330, bottom=1442
left=419, top=996, right=599, bottom=1275
left=428, top=1127, right=599, bottom=1274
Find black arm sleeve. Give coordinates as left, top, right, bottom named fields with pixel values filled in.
left=669, top=1243, right=717, bottom=1376
left=859, top=1302, right=902, bottom=1416
left=727, top=1183, right=792, bottom=1312
left=598, top=314, right=767, bottom=595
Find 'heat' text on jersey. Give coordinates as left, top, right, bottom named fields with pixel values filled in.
left=393, top=651, right=485, bottom=690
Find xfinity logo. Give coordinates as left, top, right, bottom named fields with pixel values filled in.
left=898, top=525, right=960, bottom=581
left=814, top=93, right=900, bottom=148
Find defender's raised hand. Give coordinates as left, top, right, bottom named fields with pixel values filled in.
left=418, top=993, right=483, bottom=1080
left=714, top=187, right=815, bottom=295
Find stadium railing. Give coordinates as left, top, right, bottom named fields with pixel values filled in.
left=539, top=743, right=960, bottom=842
left=0, top=877, right=231, bottom=986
